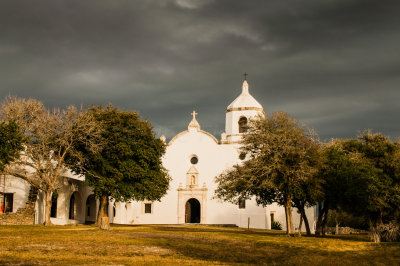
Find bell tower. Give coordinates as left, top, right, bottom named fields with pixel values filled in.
left=221, top=76, right=265, bottom=143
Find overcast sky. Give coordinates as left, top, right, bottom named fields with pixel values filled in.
left=1, top=0, right=399, bottom=141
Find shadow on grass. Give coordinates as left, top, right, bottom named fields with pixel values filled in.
left=112, top=225, right=391, bottom=264
left=128, top=231, right=377, bottom=264
left=315, top=234, right=370, bottom=242
left=145, top=225, right=370, bottom=242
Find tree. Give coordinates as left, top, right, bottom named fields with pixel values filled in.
left=68, top=105, right=170, bottom=228
left=316, top=133, right=400, bottom=242
left=341, top=132, right=400, bottom=242
left=215, top=112, right=321, bottom=235
left=0, top=120, right=25, bottom=214
left=0, top=121, right=25, bottom=171
left=0, top=96, right=102, bottom=225
left=315, top=140, right=377, bottom=236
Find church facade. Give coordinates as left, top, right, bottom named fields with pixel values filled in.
left=1, top=79, right=315, bottom=232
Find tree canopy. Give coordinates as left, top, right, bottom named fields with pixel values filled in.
left=0, top=121, right=25, bottom=171
left=316, top=132, right=400, bottom=242
left=315, top=140, right=377, bottom=235
left=1, top=96, right=102, bottom=225
left=215, top=112, right=321, bottom=235
left=69, top=105, right=170, bottom=226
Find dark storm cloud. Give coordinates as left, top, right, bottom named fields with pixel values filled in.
left=0, top=0, right=399, bottom=140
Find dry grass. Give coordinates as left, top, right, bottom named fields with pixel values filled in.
left=0, top=225, right=399, bottom=265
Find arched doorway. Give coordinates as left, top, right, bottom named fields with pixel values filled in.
left=69, top=193, right=75, bottom=220
left=85, top=194, right=97, bottom=224
left=50, top=191, right=58, bottom=218
left=68, top=192, right=82, bottom=221
left=185, top=198, right=200, bottom=223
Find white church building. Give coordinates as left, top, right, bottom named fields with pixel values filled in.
left=1, top=79, right=315, bottom=231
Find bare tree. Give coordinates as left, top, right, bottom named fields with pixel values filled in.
left=1, top=96, right=102, bottom=225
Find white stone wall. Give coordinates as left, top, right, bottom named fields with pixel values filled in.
left=0, top=175, right=30, bottom=213
left=1, top=174, right=97, bottom=225
left=111, top=127, right=299, bottom=231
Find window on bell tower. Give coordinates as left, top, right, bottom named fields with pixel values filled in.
left=238, top=117, right=248, bottom=133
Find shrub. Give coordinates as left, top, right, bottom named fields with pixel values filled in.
left=271, top=221, right=282, bottom=230
left=379, top=222, right=400, bottom=242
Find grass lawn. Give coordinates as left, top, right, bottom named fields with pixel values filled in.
left=0, top=225, right=399, bottom=265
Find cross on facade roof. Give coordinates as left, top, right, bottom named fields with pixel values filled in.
left=191, top=110, right=198, bottom=120
left=243, top=72, right=248, bottom=80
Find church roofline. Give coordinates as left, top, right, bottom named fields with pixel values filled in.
left=168, top=129, right=219, bottom=146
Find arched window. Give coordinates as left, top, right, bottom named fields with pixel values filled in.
left=238, top=117, right=248, bottom=133
left=191, top=175, right=196, bottom=185
left=50, top=191, right=58, bottom=218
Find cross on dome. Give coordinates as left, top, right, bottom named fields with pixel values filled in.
left=191, top=110, right=198, bottom=120
left=188, top=110, right=200, bottom=130
left=243, top=72, right=248, bottom=80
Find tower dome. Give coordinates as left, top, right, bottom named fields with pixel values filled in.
left=222, top=78, right=265, bottom=143
left=226, top=80, right=263, bottom=111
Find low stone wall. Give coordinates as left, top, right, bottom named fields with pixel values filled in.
left=0, top=186, right=38, bottom=225
left=326, top=226, right=367, bottom=235
left=0, top=207, right=35, bottom=225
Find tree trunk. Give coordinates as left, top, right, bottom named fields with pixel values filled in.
left=315, top=202, right=328, bottom=236
left=298, top=212, right=303, bottom=236
left=99, top=217, right=110, bottom=230
left=284, top=197, right=294, bottom=235
left=303, top=212, right=311, bottom=235
left=369, top=225, right=381, bottom=243
left=321, top=208, right=328, bottom=236
left=97, top=194, right=109, bottom=229
left=44, top=189, right=52, bottom=226
left=335, top=216, right=340, bottom=235
left=295, top=201, right=311, bottom=236
left=300, top=207, right=311, bottom=235
left=368, top=213, right=382, bottom=243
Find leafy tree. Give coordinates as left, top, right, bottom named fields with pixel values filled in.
left=341, top=132, right=400, bottom=242
left=0, top=121, right=25, bottom=171
left=0, top=120, right=25, bottom=213
left=215, top=112, right=321, bottom=235
left=1, top=96, right=101, bottom=225
left=315, top=140, right=377, bottom=236
left=69, top=105, right=170, bottom=228
left=316, top=133, right=400, bottom=242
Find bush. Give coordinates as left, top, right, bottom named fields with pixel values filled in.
left=379, top=221, right=400, bottom=242
left=271, top=221, right=282, bottom=230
